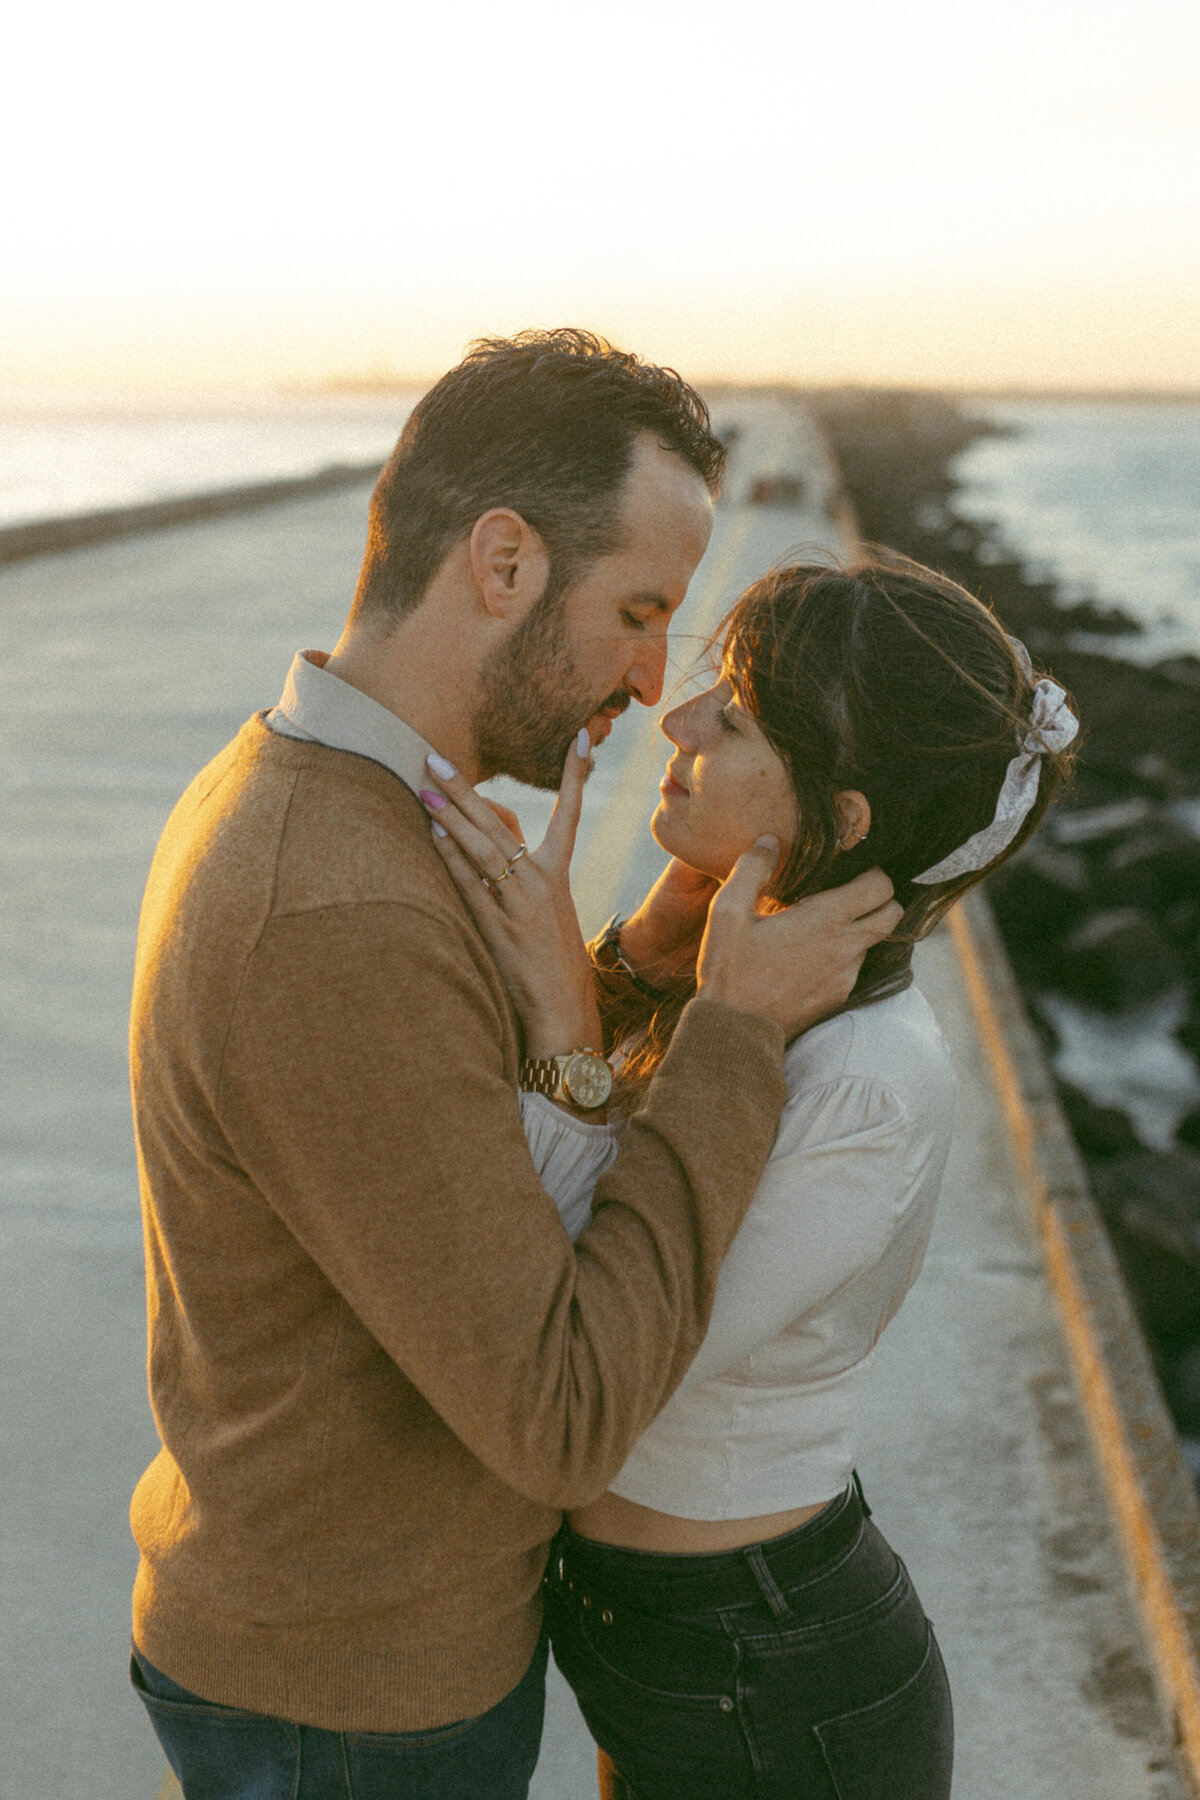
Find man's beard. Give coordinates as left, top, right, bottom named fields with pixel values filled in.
left=473, top=594, right=629, bottom=788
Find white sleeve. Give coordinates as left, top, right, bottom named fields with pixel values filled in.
left=677, top=1076, right=930, bottom=1390
left=518, top=1091, right=621, bottom=1243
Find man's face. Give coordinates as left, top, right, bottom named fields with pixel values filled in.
left=474, top=436, right=714, bottom=787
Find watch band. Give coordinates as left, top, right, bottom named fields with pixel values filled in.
left=590, top=914, right=667, bottom=1000
left=519, top=1056, right=572, bottom=1100
left=519, top=1049, right=613, bottom=1110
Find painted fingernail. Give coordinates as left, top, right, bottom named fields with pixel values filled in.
left=755, top=835, right=780, bottom=852
left=427, top=753, right=456, bottom=780
left=431, top=821, right=448, bottom=838
left=576, top=728, right=591, bottom=757
left=419, top=789, right=446, bottom=810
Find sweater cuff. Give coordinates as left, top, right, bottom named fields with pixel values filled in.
left=660, top=996, right=787, bottom=1098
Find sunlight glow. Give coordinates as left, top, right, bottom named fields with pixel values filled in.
left=3, top=0, right=1198, bottom=391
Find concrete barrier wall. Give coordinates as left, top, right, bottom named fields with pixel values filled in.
left=0, top=461, right=383, bottom=566
left=953, top=893, right=1200, bottom=1790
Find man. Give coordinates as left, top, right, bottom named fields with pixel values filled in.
left=128, top=329, right=900, bottom=1798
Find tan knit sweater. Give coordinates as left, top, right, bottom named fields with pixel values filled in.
left=129, top=716, right=786, bottom=1731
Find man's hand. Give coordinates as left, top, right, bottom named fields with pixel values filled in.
left=696, top=839, right=902, bottom=1036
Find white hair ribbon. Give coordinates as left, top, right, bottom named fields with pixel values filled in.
left=911, top=636, right=1079, bottom=886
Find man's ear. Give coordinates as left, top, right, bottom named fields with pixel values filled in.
left=468, top=509, right=550, bottom=621
left=833, top=789, right=872, bottom=850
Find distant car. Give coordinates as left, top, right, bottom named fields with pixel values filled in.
left=748, top=474, right=806, bottom=507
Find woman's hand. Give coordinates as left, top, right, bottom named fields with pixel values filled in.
left=420, top=731, right=603, bottom=1057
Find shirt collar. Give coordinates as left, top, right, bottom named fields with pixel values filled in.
left=269, top=650, right=435, bottom=796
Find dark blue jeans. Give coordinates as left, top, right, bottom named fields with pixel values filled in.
left=130, top=1635, right=547, bottom=1799
left=546, top=1481, right=953, bottom=1800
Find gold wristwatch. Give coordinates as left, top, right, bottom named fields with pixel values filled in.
left=518, top=1048, right=613, bottom=1110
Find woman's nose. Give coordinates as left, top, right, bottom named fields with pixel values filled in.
left=660, top=694, right=698, bottom=748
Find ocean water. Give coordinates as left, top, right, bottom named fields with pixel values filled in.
left=952, top=398, right=1200, bottom=1144
left=952, top=398, right=1200, bottom=663
left=0, top=390, right=419, bottom=529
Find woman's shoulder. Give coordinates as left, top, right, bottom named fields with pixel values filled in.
left=782, top=982, right=955, bottom=1114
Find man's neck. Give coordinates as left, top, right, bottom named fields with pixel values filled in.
left=325, top=607, right=483, bottom=783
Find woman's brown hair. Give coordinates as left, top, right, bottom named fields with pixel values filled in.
left=613, top=549, right=1076, bottom=1098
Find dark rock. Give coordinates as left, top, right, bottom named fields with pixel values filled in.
left=986, top=846, right=1093, bottom=961
left=1177, top=1006, right=1200, bottom=1060
left=1057, top=1080, right=1141, bottom=1158
left=1103, top=824, right=1200, bottom=914
left=1162, top=1339, right=1200, bottom=1436
left=1156, top=656, right=1200, bottom=689
left=1131, top=753, right=1187, bottom=800
left=1162, top=900, right=1200, bottom=948
left=1051, top=798, right=1155, bottom=850
left=1179, top=1107, right=1200, bottom=1152
left=1056, top=909, right=1186, bottom=1011
left=1187, top=933, right=1200, bottom=988
left=1090, top=1148, right=1200, bottom=1273
left=1090, top=1148, right=1200, bottom=1338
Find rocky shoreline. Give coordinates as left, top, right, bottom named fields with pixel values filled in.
left=810, top=389, right=1200, bottom=1470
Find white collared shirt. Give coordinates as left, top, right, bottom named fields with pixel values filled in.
left=268, top=649, right=435, bottom=795
left=530, top=986, right=956, bottom=1520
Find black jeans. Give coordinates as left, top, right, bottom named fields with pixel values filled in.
left=131, top=1636, right=547, bottom=1799
left=546, top=1481, right=952, bottom=1800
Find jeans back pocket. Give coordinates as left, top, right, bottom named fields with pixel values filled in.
left=131, top=1653, right=301, bottom=1800
left=813, top=1623, right=953, bottom=1800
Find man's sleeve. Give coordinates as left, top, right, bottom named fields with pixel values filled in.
left=217, top=901, right=785, bottom=1509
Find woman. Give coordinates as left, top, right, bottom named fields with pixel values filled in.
left=420, top=552, right=1078, bottom=1800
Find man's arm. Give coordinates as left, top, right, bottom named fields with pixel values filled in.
left=217, top=899, right=786, bottom=1511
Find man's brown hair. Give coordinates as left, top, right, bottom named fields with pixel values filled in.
left=353, top=328, right=726, bottom=623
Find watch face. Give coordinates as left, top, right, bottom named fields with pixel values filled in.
left=562, top=1052, right=613, bottom=1109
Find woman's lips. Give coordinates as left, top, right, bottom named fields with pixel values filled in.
left=660, top=771, right=688, bottom=798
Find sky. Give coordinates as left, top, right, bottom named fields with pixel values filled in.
left=3, top=0, right=1199, bottom=393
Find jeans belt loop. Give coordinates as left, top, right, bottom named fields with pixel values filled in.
left=742, top=1543, right=793, bottom=1620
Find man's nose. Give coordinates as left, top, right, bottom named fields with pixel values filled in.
left=625, top=633, right=669, bottom=707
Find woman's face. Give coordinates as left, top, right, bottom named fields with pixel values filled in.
left=651, top=678, right=798, bottom=880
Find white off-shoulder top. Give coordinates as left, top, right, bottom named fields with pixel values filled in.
left=519, top=982, right=955, bottom=1519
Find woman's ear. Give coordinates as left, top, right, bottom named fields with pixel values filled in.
left=833, top=789, right=872, bottom=851
left=468, top=508, right=551, bottom=621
